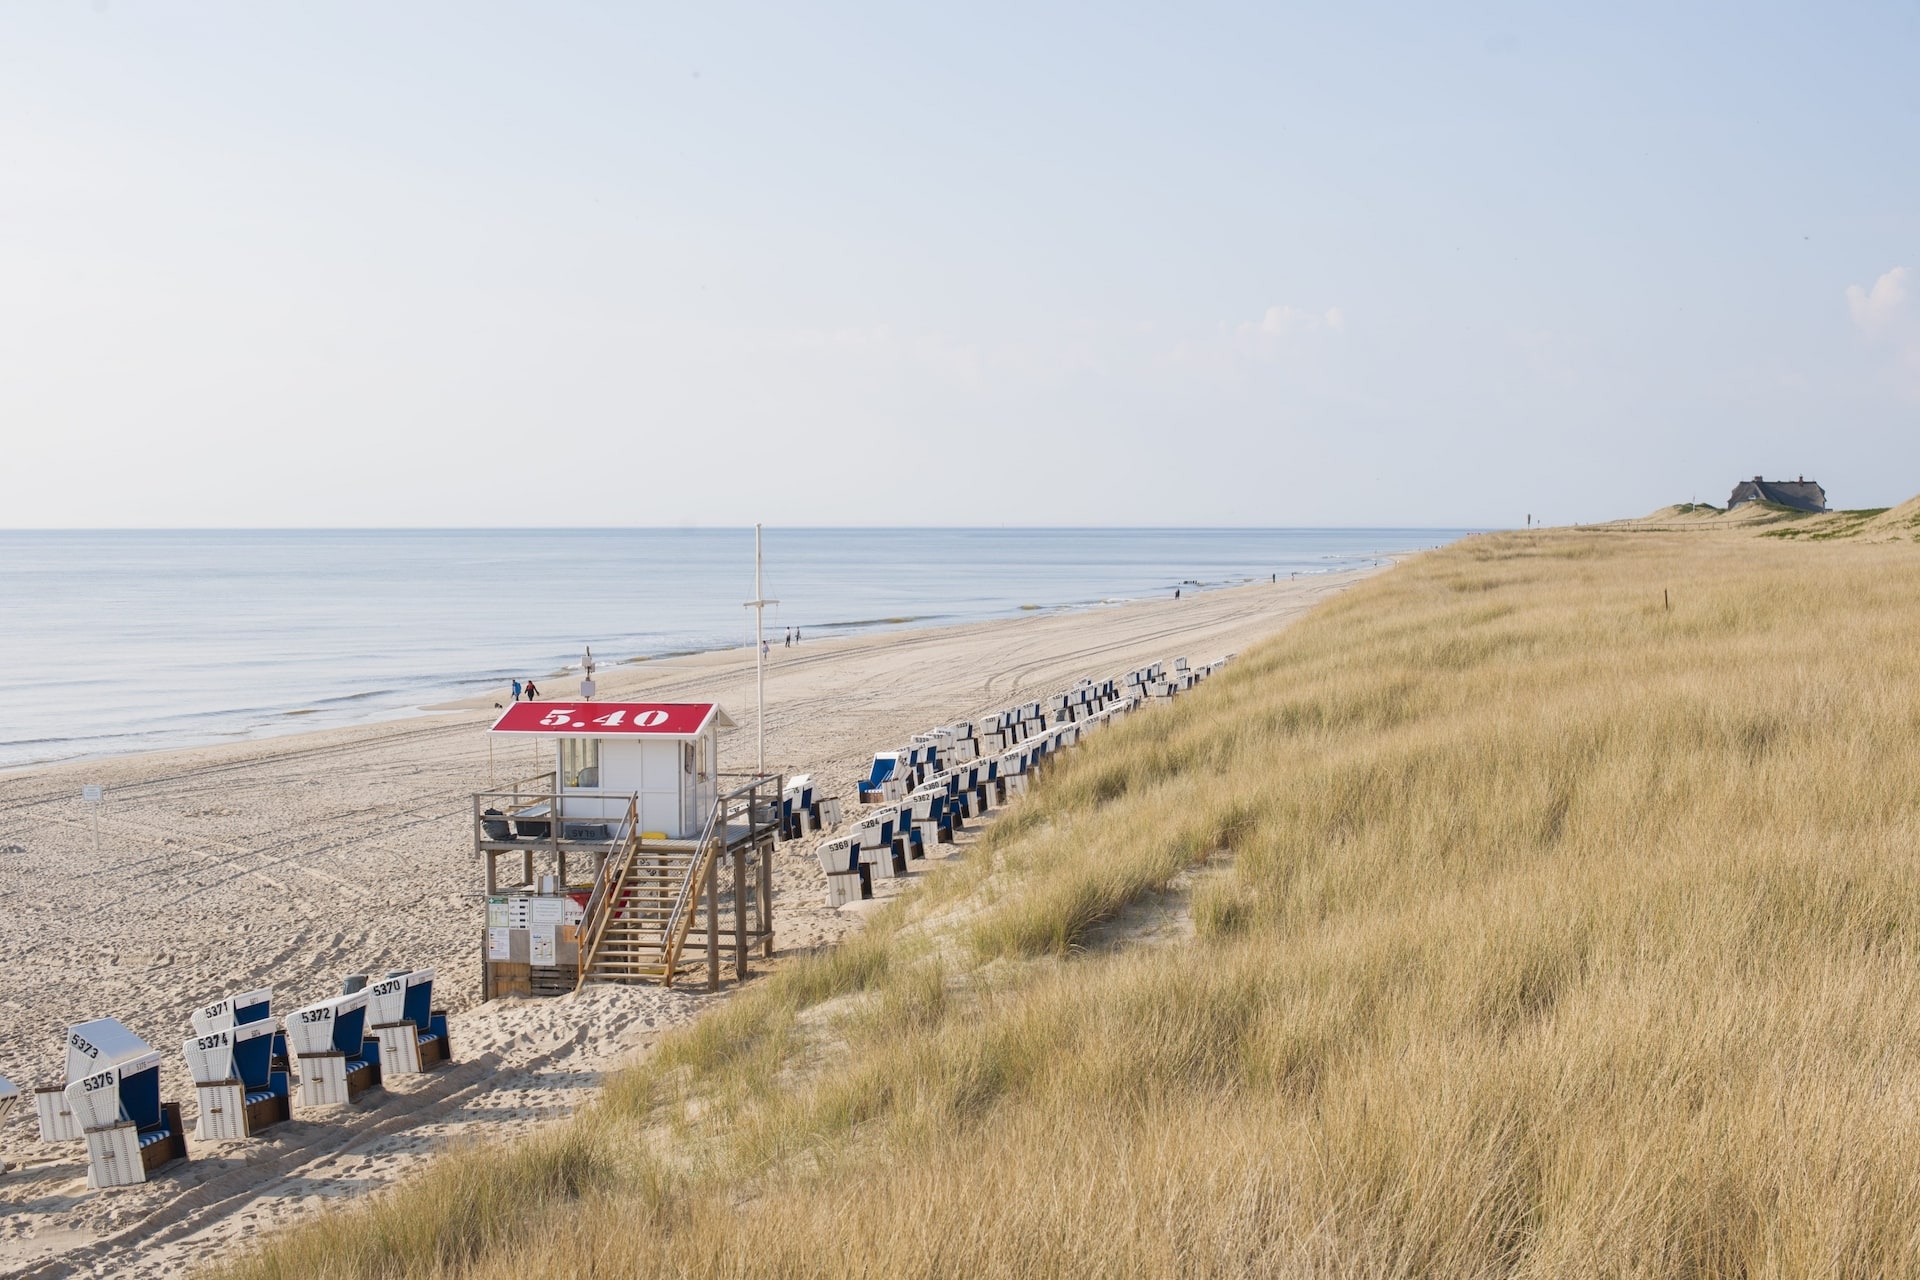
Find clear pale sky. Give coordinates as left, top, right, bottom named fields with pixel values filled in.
left=3, top=3, right=1915, bottom=528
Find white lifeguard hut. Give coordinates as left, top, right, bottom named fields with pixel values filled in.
left=472, top=700, right=783, bottom=997
left=490, top=699, right=733, bottom=842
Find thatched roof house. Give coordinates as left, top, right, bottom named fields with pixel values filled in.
left=1729, top=476, right=1826, bottom=513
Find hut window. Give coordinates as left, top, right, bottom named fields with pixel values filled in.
left=683, top=742, right=694, bottom=775
left=561, top=737, right=601, bottom=788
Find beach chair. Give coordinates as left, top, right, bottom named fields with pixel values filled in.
left=192, top=987, right=287, bottom=1068
left=183, top=1019, right=289, bottom=1141
left=858, top=752, right=903, bottom=803
left=816, top=794, right=844, bottom=828
left=287, top=991, right=383, bottom=1107
left=366, top=970, right=452, bottom=1077
left=0, top=1074, right=18, bottom=1156
left=782, top=776, right=818, bottom=839
left=1000, top=749, right=1031, bottom=797
left=854, top=814, right=907, bottom=879
left=908, top=788, right=951, bottom=851
left=57, top=1019, right=187, bottom=1188
left=816, top=834, right=869, bottom=906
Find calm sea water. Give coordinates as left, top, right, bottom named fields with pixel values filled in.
left=0, top=528, right=1472, bottom=770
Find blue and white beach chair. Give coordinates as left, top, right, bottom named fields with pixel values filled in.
left=287, top=991, right=383, bottom=1107
left=858, top=752, right=907, bottom=803
left=58, top=1019, right=188, bottom=1188
left=183, top=1018, right=289, bottom=1141
left=365, top=970, right=451, bottom=1076
left=853, top=812, right=907, bottom=879
left=192, top=986, right=287, bottom=1068
left=0, top=1074, right=18, bottom=1163
left=816, top=834, right=868, bottom=906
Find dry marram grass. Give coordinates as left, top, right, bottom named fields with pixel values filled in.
left=217, top=526, right=1920, bottom=1278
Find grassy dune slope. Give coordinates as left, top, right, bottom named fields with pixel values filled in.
left=223, top=528, right=1920, bottom=1279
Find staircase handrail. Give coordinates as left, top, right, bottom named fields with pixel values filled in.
left=575, top=793, right=641, bottom=989
left=657, top=792, right=729, bottom=984
left=579, top=793, right=638, bottom=924
left=658, top=773, right=782, bottom=983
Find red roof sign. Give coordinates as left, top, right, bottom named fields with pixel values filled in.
left=489, top=702, right=731, bottom=737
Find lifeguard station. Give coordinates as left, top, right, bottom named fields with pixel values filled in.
left=473, top=701, right=783, bottom=996
left=48, top=1019, right=188, bottom=1188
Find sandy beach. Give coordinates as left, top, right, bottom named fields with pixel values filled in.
left=0, top=570, right=1369, bottom=1278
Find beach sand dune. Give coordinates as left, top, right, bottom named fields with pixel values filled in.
left=0, top=571, right=1367, bottom=1278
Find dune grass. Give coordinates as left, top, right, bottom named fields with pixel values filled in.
left=217, top=526, right=1920, bottom=1278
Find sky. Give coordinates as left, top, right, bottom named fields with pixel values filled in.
left=1, top=2, right=1916, bottom=528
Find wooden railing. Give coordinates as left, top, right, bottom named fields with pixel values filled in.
left=570, top=773, right=785, bottom=990
left=573, top=794, right=641, bottom=984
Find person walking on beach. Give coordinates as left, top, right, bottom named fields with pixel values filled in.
left=1174, top=588, right=1181, bottom=600
left=511, top=678, right=522, bottom=702
left=762, top=639, right=770, bottom=659
left=525, top=679, right=540, bottom=700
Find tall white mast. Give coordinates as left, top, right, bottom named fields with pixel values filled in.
left=743, top=523, right=778, bottom=774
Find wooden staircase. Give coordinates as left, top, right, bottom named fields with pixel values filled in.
left=574, top=776, right=781, bottom=990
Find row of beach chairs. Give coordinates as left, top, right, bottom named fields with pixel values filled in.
left=776, top=774, right=844, bottom=841
left=820, top=657, right=1230, bottom=906
left=9, top=971, right=450, bottom=1190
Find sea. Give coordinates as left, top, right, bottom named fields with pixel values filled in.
left=0, top=528, right=1475, bottom=771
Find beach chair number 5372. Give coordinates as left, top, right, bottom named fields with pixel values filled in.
left=300, top=1008, right=333, bottom=1024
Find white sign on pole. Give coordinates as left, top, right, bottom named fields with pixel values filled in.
left=81, top=785, right=104, bottom=859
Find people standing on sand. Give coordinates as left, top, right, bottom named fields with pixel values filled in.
left=511, top=678, right=522, bottom=702
left=525, top=679, right=540, bottom=700
left=795, top=628, right=801, bottom=644
left=784, top=628, right=791, bottom=648
left=762, top=639, right=770, bottom=658
left=1175, top=588, right=1181, bottom=600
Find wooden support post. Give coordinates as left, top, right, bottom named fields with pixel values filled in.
left=522, top=847, right=533, bottom=889
left=758, top=840, right=773, bottom=959
left=706, top=846, right=720, bottom=992
left=733, top=845, right=748, bottom=984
